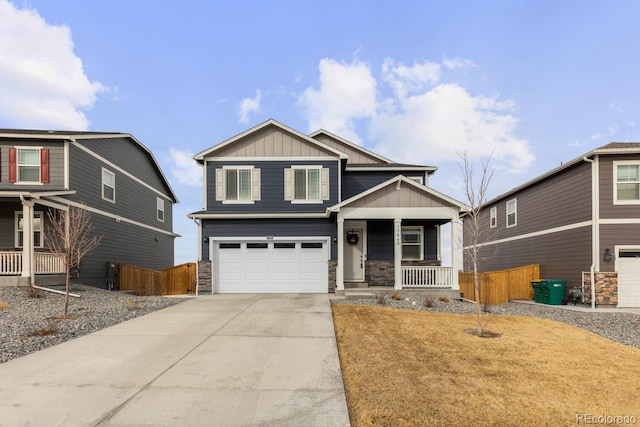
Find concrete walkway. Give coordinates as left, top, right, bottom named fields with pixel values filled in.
left=0, top=294, right=350, bottom=427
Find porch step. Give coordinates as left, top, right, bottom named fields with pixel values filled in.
left=345, top=290, right=377, bottom=300
left=344, top=282, right=369, bottom=289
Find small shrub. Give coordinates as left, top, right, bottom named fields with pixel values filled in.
left=424, top=296, right=436, bottom=307
left=391, top=292, right=401, bottom=300
left=27, top=323, right=58, bottom=337
left=26, top=286, right=41, bottom=298
left=439, top=296, right=449, bottom=303
left=377, top=293, right=387, bottom=305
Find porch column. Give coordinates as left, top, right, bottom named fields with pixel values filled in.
left=336, top=215, right=344, bottom=291
left=394, top=218, right=402, bottom=289
left=21, top=198, right=34, bottom=282
left=450, top=217, right=460, bottom=290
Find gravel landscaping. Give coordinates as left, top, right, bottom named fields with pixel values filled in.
left=0, top=285, right=188, bottom=364
left=332, top=293, right=640, bottom=350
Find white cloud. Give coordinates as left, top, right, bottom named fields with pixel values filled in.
left=442, top=56, right=477, bottom=70
left=298, top=58, right=377, bottom=143
left=298, top=56, right=534, bottom=174
left=238, top=90, right=262, bottom=124
left=590, top=124, right=620, bottom=141
left=0, top=0, right=105, bottom=130
left=169, top=148, right=202, bottom=187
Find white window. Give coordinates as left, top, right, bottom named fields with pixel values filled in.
left=102, top=168, right=115, bottom=202
left=506, top=198, right=517, bottom=228
left=401, top=226, right=423, bottom=260
left=15, top=211, right=43, bottom=248
left=17, top=148, right=41, bottom=183
left=284, top=166, right=330, bottom=203
left=157, top=198, right=165, bottom=222
left=614, top=161, right=640, bottom=204
left=215, top=166, right=260, bottom=203
left=490, top=206, right=497, bottom=228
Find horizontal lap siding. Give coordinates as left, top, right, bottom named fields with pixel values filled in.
left=479, top=162, right=592, bottom=241
left=69, top=145, right=173, bottom=233
left=342, top=171, right=409, bottom=200
left=202, top=218, right=336, bottom=260
left=599, top=154, right=640, bottom=219
left=600, top=223, right=640, bottom=270
left=367, top=219, right=440, bottom=261
left=472, top=226, right=591, bottom=288
left=206, top=160, right=339, bottom=212
left=0, top=142, right=65, bottom=190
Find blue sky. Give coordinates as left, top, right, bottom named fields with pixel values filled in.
left=2, top=0, right=640, bottom=264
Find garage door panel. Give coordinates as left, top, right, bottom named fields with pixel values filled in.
left=617, top=252, right=640, bottom=307
left=214, top=239, right=328, bottom=293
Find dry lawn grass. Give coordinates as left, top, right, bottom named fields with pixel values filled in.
left=332, top=304, right=640, bottom=427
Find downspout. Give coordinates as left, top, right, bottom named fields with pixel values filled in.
left=191, top=217, right=201, bottom=296
left=583, top=156, right=597, bottom=309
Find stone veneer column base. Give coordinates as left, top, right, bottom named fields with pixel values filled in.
left=582, top=271, right=618, bottom=307
left=198, top=260, right=212, bottom=294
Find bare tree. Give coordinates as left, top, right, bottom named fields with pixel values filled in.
left=46, top=206, right=102, bottom=317
left=459, top=151, right=496, bottom=335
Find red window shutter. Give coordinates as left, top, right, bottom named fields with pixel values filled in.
left=8, top=147, right=16, bottom=183
left=40, top=148, right=49, bottom=183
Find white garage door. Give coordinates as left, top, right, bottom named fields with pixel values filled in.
left=617, top=249, right=640, bottom=308
left=212, top=238, right=329, bottom=293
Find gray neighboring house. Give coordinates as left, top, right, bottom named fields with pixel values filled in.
left=0, top=129, right=179, bottom=288
left=189, top=119, right=467, bottom=295
left=464, top=142, right=640, bottom=308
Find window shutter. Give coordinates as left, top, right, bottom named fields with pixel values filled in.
left=321, top=168, right=330, bottom=200
left=284, top=168, right=293, bottom=200
left=215, top=168, right=225, bottom=201
left=252, top=168, right=261, bottom=201
left=40, top=148, right=49, bottom=183
left=8, top=147, right=16, bottom=183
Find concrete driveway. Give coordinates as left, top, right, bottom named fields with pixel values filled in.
left=0, top=294, right=350, bottom=427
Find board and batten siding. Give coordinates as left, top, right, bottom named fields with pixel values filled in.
left=201, top=218, right=336, bottom=260
left=211, top=126, right=339, bottom=158
left=68, top=144, right=173, bottom=233
left=0, top=142, right=65, bottom=190
left=348, top=182, right=450, bottom=209
left=206, top=160, right=339, bottom=212
left=311, top=134, right=385, bottom=164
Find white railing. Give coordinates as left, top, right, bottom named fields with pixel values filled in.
left=35, top=252, right=66, bottom=274
left=0, top=251, right=65, bottom=275
left=0, top=251, right=23, bottom=275
left=402, top=266, right=453, bottom=288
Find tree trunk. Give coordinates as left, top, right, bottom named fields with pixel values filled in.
left=474, top=258, right=482, bottom=334
left=64, top=265, right=70, bottom=317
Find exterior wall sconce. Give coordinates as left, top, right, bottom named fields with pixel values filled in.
left=603, top=248, right=613, bottom=262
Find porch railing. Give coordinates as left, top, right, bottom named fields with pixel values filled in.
left=402, top=265, right=453, bottom=288
left=0, top=251, right=65, bottom=275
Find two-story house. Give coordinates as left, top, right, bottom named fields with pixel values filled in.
left=464, top=142, right=640, bottom=308
left=0, top=129, right=179, bottom=288
left=189, top=119, right=467, bottom=295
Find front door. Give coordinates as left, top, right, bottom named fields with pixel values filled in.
left=344, top=226, right=365, bottom=281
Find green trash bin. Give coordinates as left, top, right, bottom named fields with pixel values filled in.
left=542, top=279, right=567, bottom=305
left=531, top=280, right=543, bottom=303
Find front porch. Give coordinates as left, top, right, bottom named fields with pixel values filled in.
left=329, top=176, right=467, bottom=293
left=0, top=250, right=65, bottom=286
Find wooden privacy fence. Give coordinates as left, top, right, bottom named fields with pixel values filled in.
left=458, top=264, right=539, bottom=305
left=119, top=262, right=197, bottom=296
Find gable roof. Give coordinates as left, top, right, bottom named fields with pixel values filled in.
left=193, top=119, right=347, bottom=162
left=329, top=175, right=469, bottom=212
left=308, top=129, right=392, bottom=164
left=0, top=129, right=178, bottom=203
left=484, top=141, right=640, bottom=206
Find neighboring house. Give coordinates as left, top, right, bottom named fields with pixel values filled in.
left=464, top=142, right=640, bottom=308
left=189, top=119, right=467, bottom=295
left=0, top=129, right=179, bottom=288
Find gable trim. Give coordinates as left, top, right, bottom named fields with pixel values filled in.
left=193, top=119, right=347, bottom=162
left=309, top=129, right=393, bottom=164
left=329, top=175, right=469, bottom=212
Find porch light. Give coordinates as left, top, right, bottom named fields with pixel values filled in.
left=604, top=248, right=613, bottom=262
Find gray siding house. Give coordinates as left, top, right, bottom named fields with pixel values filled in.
left=464, top=143, right=640, bottom=308
left=0, top=130, right=178, bottom=288
left=189, top=119, right=467, bottom=294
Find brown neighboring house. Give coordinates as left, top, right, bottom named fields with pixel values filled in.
left=464, top=142, right=640, bottom=308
